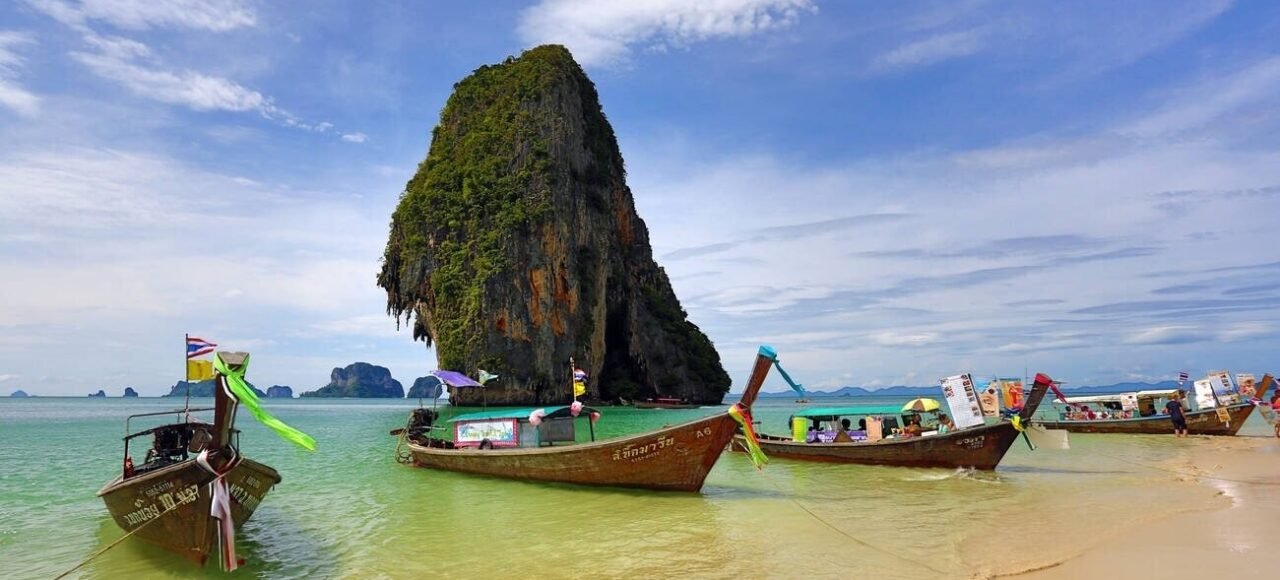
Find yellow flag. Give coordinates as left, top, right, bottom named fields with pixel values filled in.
left=187, top=359, right=214, bottom=381
left=573, top=380, right=586, bottom=397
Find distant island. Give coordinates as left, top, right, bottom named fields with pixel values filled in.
left=266, top=385, right=294, bottom=398
left=123, top=387, right=138, bottom=397
left=88, top=389, right=106, bottom=397
left=9, top=389, right=29, bottom=398
left=407, top=376, right=444, bottom=399
left=163, top=379, right=267, bottom=398
left=760, top=379, right=1183, bottom=398
left=301, top=362, right=404, bottom=398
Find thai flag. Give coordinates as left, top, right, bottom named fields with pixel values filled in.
left=1178, top=371, right=1189, bottom=383
left=187, top=336, right=217, bottom=358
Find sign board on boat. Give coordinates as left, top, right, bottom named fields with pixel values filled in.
left=998, top=379, right=1025, bottom=410
left=940, top=374, right=985, bottom=429
left=1194, top=379, right=1218, bottom=409
left=1236, top=374, right=1256, bottom=399
left=1119, top=393, right=1138, bottom=411
left=978, top=382, right=1000, bottom=417
left=454, top=419, right=518, bottom=448
left=1210, top=371, right=1239, bottom=405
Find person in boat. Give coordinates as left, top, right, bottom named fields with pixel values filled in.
left=1270, top=393, right=1280, bottom=438
left=806, top=421, right=820, bottom=443
left=902, top=415, right=923, bottom=437
left=938, top=414, right=955, bottom=433
left=1166, top=393, right=1188, bottom=438
left=830, top=419, right=852, bottom=443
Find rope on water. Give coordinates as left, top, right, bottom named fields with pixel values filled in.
left=788, top=496, right=949, bottom=575
left=53, top=499, right=187, bottom=580
left=732, top=440, right=947, bottom=575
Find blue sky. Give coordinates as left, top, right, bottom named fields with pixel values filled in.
left=2, top=0, right=1279, bottom=396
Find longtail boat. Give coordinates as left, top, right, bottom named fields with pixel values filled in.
left=1037, top=374, right=1273, bottom=436
left=732, top=373, right=1055, bottom=470
left=393, top=346, right=777, bottom=491
left=634, top=397, right=701, bottom=409
left=97, top=351, right=314, bottom=568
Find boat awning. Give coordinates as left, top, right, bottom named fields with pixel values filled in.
left=448, top=405, right=599, bottom=423
left=430, top=370, right=483, bottom=388
left=792, top=405, right=911, bottom=419
left=1062, top=390, right=1182, bottom=404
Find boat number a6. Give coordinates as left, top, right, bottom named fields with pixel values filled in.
left=955, top=436, right=985, bottom=449
left=695, top=427, right=713, bottom=438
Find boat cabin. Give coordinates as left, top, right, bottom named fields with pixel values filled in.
left=1056, top=389, right=1183, bottom=420
left=445, top=406, right=600, bottom=449
left=788, top=405, right=951, bottom=443
left=119, top=407, right=229, bottom=479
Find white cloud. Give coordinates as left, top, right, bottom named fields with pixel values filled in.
left=0, top=374, right=16, bottom=382
left=1218, top=322, right=1271, bottom=343
left=72, top=40, right=270, bottom=112
left=1124, top=56, right=1280, bottom=138
left=874, top=28, right=985, bottom=70
left=0, top=31, right=39, bottom=116
left=873, top=332, right=941, bottom=347
left=517, top=0, right=816, bottom=67
left=1124, top=326, right=1201, bottom=345
left=341, top=132, right=368, bottom=143
left=29, top=0, right=257, bottom=32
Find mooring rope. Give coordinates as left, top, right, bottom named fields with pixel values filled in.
left=731, top=440, right=948, bottom=576
left=53, top=499, right=187, bottom=580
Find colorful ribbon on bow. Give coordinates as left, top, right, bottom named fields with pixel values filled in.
left=197, top=450, right=241, bottom=572
left=729, top=403, right=768, bottom=469
left=213, top=353, right=316, bottom=451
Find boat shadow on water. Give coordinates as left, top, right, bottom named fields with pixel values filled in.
left=88, top=507, right=343, bottom=578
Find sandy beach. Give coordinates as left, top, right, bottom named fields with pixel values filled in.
left=1020, top=434, right=1280, bottom=579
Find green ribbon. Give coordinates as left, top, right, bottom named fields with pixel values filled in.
left=214, top=353, right=317, bottom=452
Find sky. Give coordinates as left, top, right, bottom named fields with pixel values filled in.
left=2, top=0, right=1279, bottom=396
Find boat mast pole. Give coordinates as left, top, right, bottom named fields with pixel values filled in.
left=569, top=356, right=577, bottom=403
left=183, top=333, right=192, bottom=418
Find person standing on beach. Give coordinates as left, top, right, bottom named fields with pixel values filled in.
left=1166, top=393, right=1188, bottom=438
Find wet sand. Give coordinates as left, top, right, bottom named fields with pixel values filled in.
left=1020, top=434, right=1280, bottom=579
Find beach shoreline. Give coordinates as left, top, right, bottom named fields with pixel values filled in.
left=1014, top=434, right=1280, bottom=579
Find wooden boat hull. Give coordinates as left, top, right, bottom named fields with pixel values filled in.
left=633, top=402, right=701, bottom=409
left=98, top=458, right=280, bottom=564
left=734, top=422, right=1027, bottom=470
left=407, top=413, right=739, bottom=491
left=1039, top=402, right=1257, bottom=435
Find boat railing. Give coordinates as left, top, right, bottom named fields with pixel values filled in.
left=125, top=407, right=215, bottom=436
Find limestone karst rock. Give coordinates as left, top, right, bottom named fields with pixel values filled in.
left=378, top=45, right=730, bottom=405
left=301, top=363, right=404, bottom=398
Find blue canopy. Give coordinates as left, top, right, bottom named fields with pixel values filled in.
left=448, top=405, right=599, bottom=423
left=431, top=370, right=483, bottom=388
left=792, top=405, right=911, bottom=419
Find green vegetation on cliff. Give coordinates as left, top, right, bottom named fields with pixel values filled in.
left=379, top=45, right=730, bottom=404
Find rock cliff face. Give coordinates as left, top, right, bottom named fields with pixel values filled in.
left=163, top=380, right=266, bottom=398
left=378, top=45, right=730, bottom=406
left=266, top=385, right=294, bottom=398
left=407, top=376, right=444, bottom=400
left=123, top=387, right=139, bottom=397
left=301, top=363, right=404, bottom=398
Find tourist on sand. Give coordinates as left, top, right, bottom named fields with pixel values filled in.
left=1166, top=393, right=1188, bottom=438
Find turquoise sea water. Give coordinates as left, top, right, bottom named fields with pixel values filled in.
left=0, top=397, right=1271, bottom=579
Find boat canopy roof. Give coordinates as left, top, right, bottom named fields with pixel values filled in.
left=1062, top=389, right=1182, bottom=404
left=448, top=405, right=598, bottom=423
left=792, top=405, right=919, bottom=419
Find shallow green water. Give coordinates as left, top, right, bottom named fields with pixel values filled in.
left=0, top=397, right=1271, bottom=579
